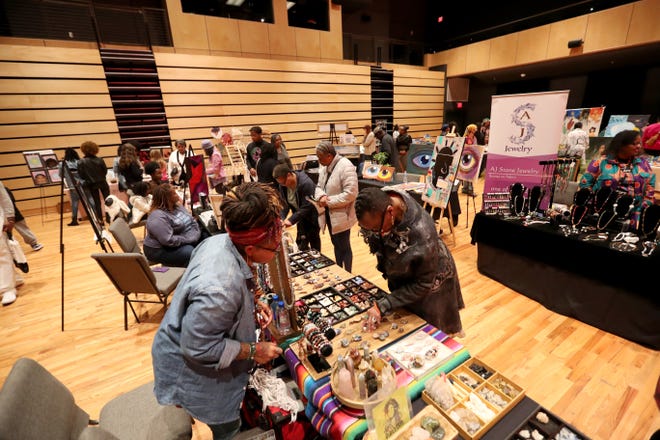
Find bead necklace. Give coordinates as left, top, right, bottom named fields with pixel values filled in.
left=640, top=205, right=660, bottom=239
left=570, top=205, right=588, bottom=228
left=592, top=187, right=614, bottom=215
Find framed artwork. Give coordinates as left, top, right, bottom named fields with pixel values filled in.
left=422, top=136, right=465, bottom=208
left=456, top=144, right=485, bottom=185
left=23, top=149, right=59, bottom=186
left=41, top=153, right=59, bottom=169
left=31, top=171, right=49, bottom=186
left=365, top=387, right=412, bottom=440
left=47, top=168, right=62, bottom=183
left=405, top=143, right=434, bottom=175
left=24, top=153, right=43, bottom=170
left=362, top=162, right=381, bottom=180
left=376, top=166, right=395, bottom=182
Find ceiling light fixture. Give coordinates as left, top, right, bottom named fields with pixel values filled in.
left=286, top=1, right=296, bottom=9
left=226, top=0, right=245, bottom=6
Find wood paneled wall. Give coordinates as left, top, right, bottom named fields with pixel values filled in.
left=0, top=44, right=120, bottom=212
left=156, top=52, right=372, bottom=162
left=0, top=41, right=446, bottom=212
left=424, top=0, right=660, bottom=77
left=163, top=0, right=343, bottom=62
left=393, top=68, right=445, bottom=139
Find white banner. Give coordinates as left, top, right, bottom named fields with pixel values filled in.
left=484, top=91, right=569, bottom=201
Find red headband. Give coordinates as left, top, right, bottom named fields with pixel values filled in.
left=226, top=219, right=282, bottom=246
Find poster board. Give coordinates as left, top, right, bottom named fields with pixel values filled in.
left=23, top=149, right=60, bottom=186
left=483, top=91, right=569, bottom=208
left=603, top=114, right=651, bottom=137
left=456, top=144, right=485, bottom=185
left=421, top=136, right=464, bottom=208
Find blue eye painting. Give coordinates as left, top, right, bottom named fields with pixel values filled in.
left=406, top=143, right=435, bottom=175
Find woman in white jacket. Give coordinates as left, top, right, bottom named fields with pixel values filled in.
left=315, top=141, right=358, bottom=272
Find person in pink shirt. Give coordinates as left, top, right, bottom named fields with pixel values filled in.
left=202, top=140, right=227, bottom=194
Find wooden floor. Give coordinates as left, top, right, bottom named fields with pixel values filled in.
left=1, top=185, right=658, bottom=440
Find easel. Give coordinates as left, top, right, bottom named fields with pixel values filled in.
left=460, top=180, right=478, bottom=228
left=59, top=163, right=113, bottom=331
left=423, top=201, right=456, bottom=246
left=38, top=184, right=48, bottom=225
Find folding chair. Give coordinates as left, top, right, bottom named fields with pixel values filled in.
left=91, top=253, right=185, bottom=330
left=0, top=357, right=192, bottom=440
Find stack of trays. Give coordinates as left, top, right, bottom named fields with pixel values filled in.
left=423, top=358, right=525, bottom=440
left=288, top=251, right=335, bottom=277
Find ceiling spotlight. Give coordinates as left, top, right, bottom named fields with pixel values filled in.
left=260, top=18, right=265, bottom=22
left=226, top=0, right=245, bottom=6
left=286, top=1, right=295, bottom=9
left=437, top=16, right=443, bottom=23
left=520, top=73, right=526, bottom=78
left=590, top=7, right=594, bottom=11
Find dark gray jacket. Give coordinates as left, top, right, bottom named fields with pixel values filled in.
left=363, top=189, right=464, bottom=333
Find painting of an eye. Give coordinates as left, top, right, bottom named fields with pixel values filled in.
left=363, top=164, right=380, bottom=179
left=406, top=144, right=434, bottom=174
left=456, top=144, right=484, bottom=184
left=376, top=166, right=394, bottom=182
left=412, top=153, right=432, bottom=168
left=459, top=149, right=477, bottom=173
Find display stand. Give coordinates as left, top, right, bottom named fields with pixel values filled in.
left=460, top=180, right=478, bottom=229
left=59, top=163, right=112, bottom=331
left=423, top=201, right=456, bottom=245
left=38, top=184, right=48, bottom=225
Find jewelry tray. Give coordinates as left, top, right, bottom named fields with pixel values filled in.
left=423, top=357, right=525, bottom=440
left=507, top=406, right=590, bottom=440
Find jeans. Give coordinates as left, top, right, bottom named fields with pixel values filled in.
left=208, top=419, right=241, bottom=440
left=325, top=212, right=352, bottom=272
left=143, top=244, right=196, bottom=268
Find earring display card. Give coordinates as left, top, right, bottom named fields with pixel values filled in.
left=288, top=250, right=335, bottom=277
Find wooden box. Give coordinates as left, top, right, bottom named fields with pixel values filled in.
left=422, top=358, right=525, bottom=440
left=391, top=405, right=458, bottom=440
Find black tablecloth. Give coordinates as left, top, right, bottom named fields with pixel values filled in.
left=470, top=213, right=660, bottom=349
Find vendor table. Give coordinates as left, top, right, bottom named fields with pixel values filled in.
left=284, top=324, right=470, bottom=440
left=470, top=213, right=660, bottom=349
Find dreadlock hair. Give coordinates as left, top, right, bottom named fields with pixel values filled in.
left=221, top=182, right=282, bottom=233
left=355, top=187, right=391, bottom=220
left=150, top=183, right=177, bottom=212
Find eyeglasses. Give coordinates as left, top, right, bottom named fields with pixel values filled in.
left=360, top=206, right=391, bottom=236
left=253, top=242, right=282, bottom=253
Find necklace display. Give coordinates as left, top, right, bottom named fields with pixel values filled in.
left=640, top=205, right=660, bottom=240
left=592, top=187, right=614, bottom=215
left=509, top=183, right=526, bottom=217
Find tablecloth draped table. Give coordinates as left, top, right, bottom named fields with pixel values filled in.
left=284, top=324, right=470, bottom=440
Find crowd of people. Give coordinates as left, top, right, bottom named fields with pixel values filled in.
left=6, top=117, right=658, bottom=440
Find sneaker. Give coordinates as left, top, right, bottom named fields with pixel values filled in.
left=31, top=243, right=43, bottom=251
left=2, top=290, right=17, bottom=306
left=67, top=221, right=79, bottom=226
